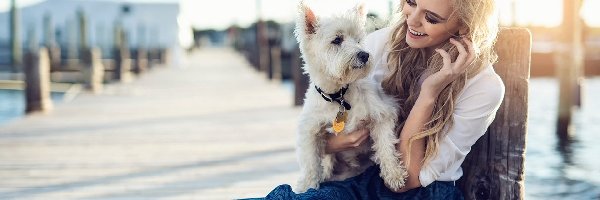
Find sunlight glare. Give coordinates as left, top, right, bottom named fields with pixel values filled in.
left=515, top=0, right=562, bottom=27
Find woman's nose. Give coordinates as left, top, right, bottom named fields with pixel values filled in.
left=405, top=11, right=421, bottom=27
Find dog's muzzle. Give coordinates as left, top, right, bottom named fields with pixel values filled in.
left=352, top=51, right=369, bottom=69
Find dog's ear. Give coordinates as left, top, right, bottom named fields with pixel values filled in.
left=297, top=1, right=318, bottom=36
left=352, top=2, right=367, bottom=26
left=354, top=2, right=367, bottom=17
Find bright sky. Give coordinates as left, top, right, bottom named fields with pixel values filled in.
left=2, top=0, right=600, bottom=30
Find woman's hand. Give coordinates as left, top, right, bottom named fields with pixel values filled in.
left=421, top=37, right=475, bottom=99
left=325, top=122, right=370, bottom=154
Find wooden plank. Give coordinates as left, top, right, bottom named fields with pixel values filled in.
left=457, top=27, right=531, bottom=200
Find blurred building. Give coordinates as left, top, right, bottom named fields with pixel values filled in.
left=0, top=0, right=191, bottom=63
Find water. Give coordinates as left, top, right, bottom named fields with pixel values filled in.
left=0, top=90, right=65, bottom=125
left=0, top=79, right=599, bottom=199
left=526, top=78, right=600, bottom=200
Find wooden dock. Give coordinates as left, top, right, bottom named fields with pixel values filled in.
left=0, top=48, right=301, bottom=199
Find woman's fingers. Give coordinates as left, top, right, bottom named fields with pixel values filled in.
left=449, top=38, right=467, bottom=68
left=463, top=38, right=473, bottom=51
left=351, top=128, right=370, bottom=147
left=463, top=38, right=475, bottom=65
left=435, top=49, right=451, bottom=68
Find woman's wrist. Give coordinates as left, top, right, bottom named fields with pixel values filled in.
left=416, top=92, right=438, bottom=107
left=399, top=95, right=436, bottom=141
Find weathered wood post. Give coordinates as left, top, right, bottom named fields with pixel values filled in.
left=270, top=44, right=282, bottom=81
left=158, top=48, right=170, bottom=65
left=9, top=0, right=22, bottom=73
left=134, top=24, right=148, bottom=74
left=133, top=48, right=148, bottom=74
left=113, top=25, right=132, bottom=82
left=256, top=0, right=269, bottom=74
left=81, top=48, right=104, bottom=93
left=292, top=46, right=309, bottom=106
left=458, top=28, right=531, bottom=200
left=259, top=24, right=269, bottom=74
left=24, top=47, right=53, bottom=113
left=43, top=13, right=61, bottom=72
left=555, top=0, right=584, bottom=141
left=247, top=27, right=259, bottom=70
left=77, top=9, right=103, bottom=93
left=148, top=48, right=159, bottom=68
left=77, top=8, right=89, bottom=50
left=229, top=25, right=243, bottom=52
left=268, top=25, right=282, bottom=81
left=147, top=27, right=160, bottom=67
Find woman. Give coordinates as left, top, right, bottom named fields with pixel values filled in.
left=249, top=0, right=504, bottom=199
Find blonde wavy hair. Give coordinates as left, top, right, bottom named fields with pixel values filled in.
left=382, top=0, right=499, bottom=166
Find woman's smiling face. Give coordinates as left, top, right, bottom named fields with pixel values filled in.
left=402, top=0, right=463, bottom=51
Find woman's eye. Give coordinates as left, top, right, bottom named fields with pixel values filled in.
left=331, top=36, right=343, bottom=45
left=405, top=0, right=416, bottom=7
left=425, top=15, right=439, bottom=24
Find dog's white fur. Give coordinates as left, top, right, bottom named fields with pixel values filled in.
left=294, top=1, right=408, bottom=193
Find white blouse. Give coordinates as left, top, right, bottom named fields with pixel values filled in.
left=363, top=27, right=506, bottom=187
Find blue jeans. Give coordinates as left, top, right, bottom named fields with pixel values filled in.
left=240, top=165, right=463, bottom=200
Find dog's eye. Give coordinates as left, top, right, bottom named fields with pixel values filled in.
left=331, top=36, right=343, bottom=45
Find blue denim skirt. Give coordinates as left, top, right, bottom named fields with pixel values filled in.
left=241, top=165, right=463, bottom=200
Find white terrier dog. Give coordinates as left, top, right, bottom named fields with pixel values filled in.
left=294, top=2, right=408, bottom=193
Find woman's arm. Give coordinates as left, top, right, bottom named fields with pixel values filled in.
left=393, top=95, right=435, bottom=192
left=394, top=38, right=476, bottom=192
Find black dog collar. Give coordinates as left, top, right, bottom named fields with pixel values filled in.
left=315, top=84, right=352, bottom=110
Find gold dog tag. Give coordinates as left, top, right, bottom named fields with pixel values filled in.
left=332, top=111, right=347, bottom=134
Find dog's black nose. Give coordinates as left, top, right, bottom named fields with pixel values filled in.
left=357, top=51, right=369, bottom=63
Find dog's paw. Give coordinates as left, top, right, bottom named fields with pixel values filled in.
left=382, top=173, right=406, bottom=191
left=380, top=166, right=408, bottom=191
left=295, top=179, right=320, bottom=193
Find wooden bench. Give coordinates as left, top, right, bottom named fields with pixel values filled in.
left=457, top=28, right=532, bottom=200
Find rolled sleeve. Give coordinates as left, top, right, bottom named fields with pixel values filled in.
left=419, top=68, right=505, bottom=187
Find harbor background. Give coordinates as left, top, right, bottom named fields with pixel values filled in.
left=1, top=0, right=599, bottom=199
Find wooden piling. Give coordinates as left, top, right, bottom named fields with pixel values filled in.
left=9, top=0, right=22, bottom=73
left=113, top=28, right=132, bottom=82
left=81, top=48, right=104, bottom=93
left=114, top=47, right=132, bottom=82
left=24, top=48, right=53, bottom=113
left=77, top=8, right=89, bottom=50
left=267, top=24, right=283, bottom=81
left=147, top=48, right=160, bottom=67
left=43, top=13, right=61, bottom=71
left=292, top=46, right=309, bottom=106
left=158, top=48, right=171, bottom=65
left=256, top=20, right=269, bottom=73
left=75, top=8, right=104, bottom=91
left=555, top=0, right=584, bottom=140
left=269, top=45, right=282, bottom=81
left=134, top=48, right=148, bottom=74
left=458, top=28, right=531, bottom=200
